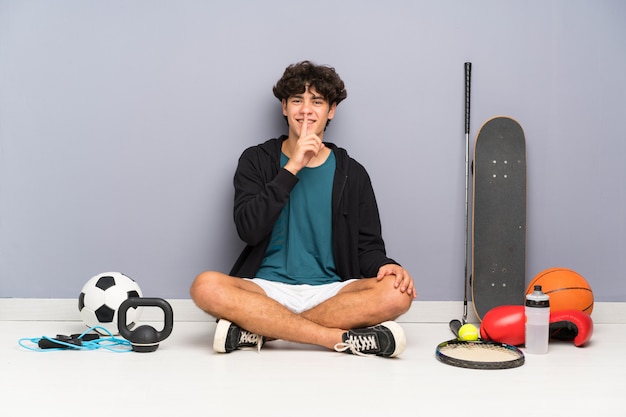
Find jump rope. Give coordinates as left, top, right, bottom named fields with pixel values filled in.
left=18, top=326, right=132, bottom=352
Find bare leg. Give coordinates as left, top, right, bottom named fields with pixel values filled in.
left=300, top=276, right=413, bottom=330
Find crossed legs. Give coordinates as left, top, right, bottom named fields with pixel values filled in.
left=189, top=271, right=413, bottom=351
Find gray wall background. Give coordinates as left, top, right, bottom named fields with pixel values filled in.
left=1, top=0, right=624, bottom=302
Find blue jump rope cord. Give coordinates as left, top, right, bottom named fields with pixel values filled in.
left=18, top=326, right=132, bottom=352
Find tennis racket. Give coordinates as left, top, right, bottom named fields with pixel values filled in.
left=436, top=339, right=525, bottom=370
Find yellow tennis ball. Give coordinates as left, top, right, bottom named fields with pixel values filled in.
left=458, top=324, right=479, bottom=341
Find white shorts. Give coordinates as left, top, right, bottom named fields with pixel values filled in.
left=244, top=278, right=358, bottom=314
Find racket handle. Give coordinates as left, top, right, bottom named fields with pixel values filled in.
left=464, top=62, right=471, bottom=135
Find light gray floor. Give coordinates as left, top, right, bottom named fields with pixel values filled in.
left=2, top=318, right=623, bottom=416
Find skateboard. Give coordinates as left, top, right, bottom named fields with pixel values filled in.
left=471, top=116, right=526, bottom=321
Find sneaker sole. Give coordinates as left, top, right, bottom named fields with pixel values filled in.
left=213, top=319, right=232, bottom=353
left=381, top=321, right=406, bottom=357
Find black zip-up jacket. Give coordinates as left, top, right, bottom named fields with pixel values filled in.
left=229, top=136, right=399, bottom=280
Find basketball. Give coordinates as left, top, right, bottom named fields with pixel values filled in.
left=526, top=268, right=593, bottom=315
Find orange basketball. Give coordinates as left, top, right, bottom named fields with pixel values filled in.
left=526, top=267, right=594, bottom=315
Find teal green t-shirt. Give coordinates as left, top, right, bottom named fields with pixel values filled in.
left=256, top=152, right=340, bottom=285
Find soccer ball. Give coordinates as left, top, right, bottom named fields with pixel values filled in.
left=78, top=272, right=143, bottom=335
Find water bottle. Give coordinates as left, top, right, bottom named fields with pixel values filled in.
left=525, top=285, right=550, bottom=354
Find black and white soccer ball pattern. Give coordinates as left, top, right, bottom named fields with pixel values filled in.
left=78, top=272, right=142, bottom=335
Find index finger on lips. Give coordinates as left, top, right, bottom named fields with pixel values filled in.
left=301, top=114, right=308, bottom=138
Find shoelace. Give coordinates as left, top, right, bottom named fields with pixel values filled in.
left=334, top=334, right=378, bottom=357
left=239, top=330, right=263, bottom=353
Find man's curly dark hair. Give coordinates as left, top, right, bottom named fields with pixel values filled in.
left=273, top=61, right=347, bottom=106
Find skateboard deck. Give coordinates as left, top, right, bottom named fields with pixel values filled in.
left=471, top=116, right=526, bottom=321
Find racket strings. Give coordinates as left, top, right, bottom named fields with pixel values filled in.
left=436, top=340, right=525, bottom=369
left=441, top=343, right=520, bottom=362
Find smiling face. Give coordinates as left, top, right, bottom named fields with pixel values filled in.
left=282, top=85, right=337, bottom=140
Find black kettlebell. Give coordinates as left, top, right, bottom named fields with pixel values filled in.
left=118, top=297, right=173, bottom=352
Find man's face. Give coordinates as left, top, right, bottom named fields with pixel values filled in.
left=282, top=85, right=337, bottom=139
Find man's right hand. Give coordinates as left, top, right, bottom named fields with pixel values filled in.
left=284, top=114, right=325, bottom=175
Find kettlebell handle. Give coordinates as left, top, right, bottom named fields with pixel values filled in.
left=118, top=297, right=174, bottom=342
